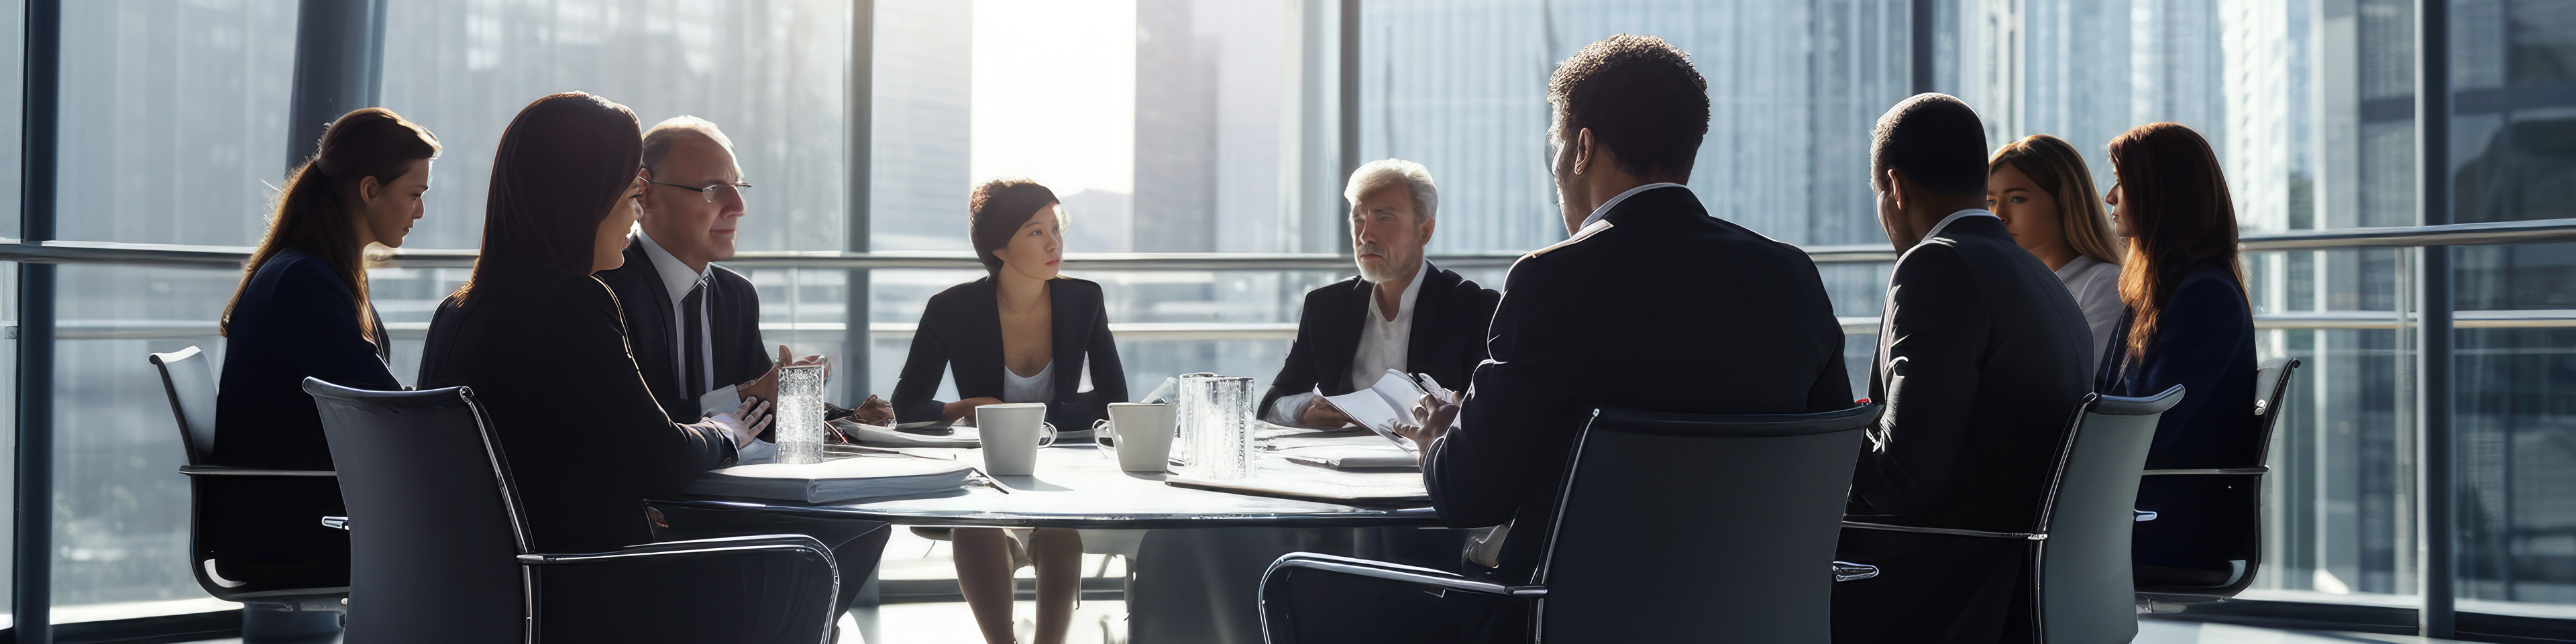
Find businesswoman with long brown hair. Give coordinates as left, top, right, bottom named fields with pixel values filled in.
left=1988, top=133, right=2125, bottom=365
left=2096, top=122, right=2257, bottom=586
left=213, top=107, right=439, bottom=588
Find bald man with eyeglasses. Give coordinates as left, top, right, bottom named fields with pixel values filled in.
left=594, top=115, right=893, bottom=628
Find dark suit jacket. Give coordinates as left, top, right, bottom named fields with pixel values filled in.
left=2098, top=264, right=2257, bottom=469
left=1258, top=264, right=1500, bottom=415
left=891, top=276, right=1130, bottom=431
left=216, top=248, right=401, bottom=469
left=209, top=248, right=396, bottom=580
left=417, top=272, right=738, bottom=553
left=594, top=238, right=774, bottom=424
left=2099, top=263, right=2257, bottom=571
left=1423, top=186, right=1853, bottom=582
left=1833, top=213, right=2094, bottom=644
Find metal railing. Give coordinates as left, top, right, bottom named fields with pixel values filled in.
left=16, top=217, right=2576, bottom=342
left=1, top=216, right=2568, bottom=270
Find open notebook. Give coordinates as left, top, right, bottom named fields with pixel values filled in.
left=1312, top=369, right=1448, bottom=455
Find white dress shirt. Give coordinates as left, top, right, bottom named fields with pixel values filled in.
left=1002, top=361, right=1057, bottom=404
left=637, top=231, right=722, bottom=413
left=2055, top=256, right=2125, bottom=370
left=1578, top=182, right=1690, bottom=229
left=1917, top=208, right=1999, bottom=244
left=1266, top=259, right=1428, bottom=425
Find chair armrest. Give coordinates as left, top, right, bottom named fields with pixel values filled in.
left=522, top=535, right=840, bottom=644
left=1260, top=552, right=1543, bottom=644
left=179, top=465, right=336, bottom=477
left=518, top=534, right=837, bottom=567
left=1842, top=521, right=2045, bottom=541
left=2141, top=468, right=2267, bottom=476
left=1263, top=552, right=1544, bottom=598
left=1831, top=561, right=1879, bottom=582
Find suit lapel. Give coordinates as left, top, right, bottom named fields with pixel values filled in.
left=1402, top=264, right=1452, bottom=375
left=620, top=241, right=677, bottom=368
left=1048, top=279, right=1085, bottom=398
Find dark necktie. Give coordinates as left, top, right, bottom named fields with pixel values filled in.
left=681, top=282, right=709, bottom=396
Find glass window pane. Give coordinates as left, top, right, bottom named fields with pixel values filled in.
left=54, top=0, right=297, bottom=246
left=52, top=264, right=237, bottom=623
left=2244, top=248, right=2420, bottom=602
left=379, top=0, right=853, bottom=252
left=1362, top=1, right=1911, bottom=252
left=2455, top=241, right=2576, bottom=615
left=871, top=0, right=1298, bottom=254
left=2452, top=1, right=2576, bottom=224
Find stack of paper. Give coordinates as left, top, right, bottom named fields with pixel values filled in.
left=684, top=455, right=973, bottom=503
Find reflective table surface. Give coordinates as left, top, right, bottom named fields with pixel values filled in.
left=655, top=432, right=1443, bottom=529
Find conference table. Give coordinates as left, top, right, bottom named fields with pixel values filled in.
left=651, top=427, right=1450, bottom=644
left=652, top=426, right=1443, bottom=529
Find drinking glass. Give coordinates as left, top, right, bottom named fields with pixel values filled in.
left=1177, top=374, right=1256, bottom=479
left=774, top=364, right=829, bottom=465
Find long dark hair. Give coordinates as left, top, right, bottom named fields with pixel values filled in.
left=2108, top=122, right=2242, bottom=360
left=223, top=107, right=440, bottom=337
left=454, top=92, right=642, bottom=301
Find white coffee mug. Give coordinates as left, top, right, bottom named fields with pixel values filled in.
left=976, top=403, right=1055, bottom=476
left=1094, top=402, right=1177, bottom=473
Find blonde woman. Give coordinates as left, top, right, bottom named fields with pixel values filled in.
left=1988, top=133, right=2125, bottom=365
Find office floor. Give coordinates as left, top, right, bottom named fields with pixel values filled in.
left=176, top=618, right=2483, bottom=644
left=176, top=532, right=2483, bottom=644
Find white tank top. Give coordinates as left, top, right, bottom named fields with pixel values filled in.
left=1002, top=362, right=1055, bottom=404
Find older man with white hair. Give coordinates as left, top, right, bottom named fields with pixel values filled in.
left=1260, top=158, right=1501, bottom=427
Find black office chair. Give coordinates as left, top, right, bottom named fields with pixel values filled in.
left=149, top=347, right=346, bottom=641
left=1259, top=404, right=1882, bottom=643
left=2135, top=358, right=2302, bottom=604
left=303, top=377, right=842, bottom=643
left=1838, top=386, right=2181, bottom=644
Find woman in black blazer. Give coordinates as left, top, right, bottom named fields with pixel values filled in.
left=213, top=107, right=438, bottom=586
left=892, top=179, right=1126, bottom=644
left=418, top=93, right=910, bottom=641
left=2097, top=123, right=2258, bottom=584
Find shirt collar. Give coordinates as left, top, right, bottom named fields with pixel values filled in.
left=1368, top=258, right=1431, bottom=323
left=637, top=229, right=712, bottom=306
left=1578, top=182, right=1690, bottom=229
left=1918, top=208, right=1999, bottom=245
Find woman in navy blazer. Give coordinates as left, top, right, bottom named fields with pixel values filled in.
left=2096, top=123, right=2258, bottom=579
left=213, top=108, right=439, bottom=585
left=890, top=179, right=1125, bottom=644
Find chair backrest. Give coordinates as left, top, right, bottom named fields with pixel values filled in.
left=2247, top=358, right=2302, bottom=466
left=1535, top=404, right=1881, bottom=644
left=148, top=346, right=218, bottom=465
left=305, top=378, right=531, bottom=643
left=2033, top=386, right=2182, bottom=644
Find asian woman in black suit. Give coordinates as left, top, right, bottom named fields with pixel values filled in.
left=891, top=178, right=1126, bottom=644
left=416, top=93, right=906, bottom=641
left=2097, top=122, right=2259, bottom=584
left=213, top=107, right=438, bottom=586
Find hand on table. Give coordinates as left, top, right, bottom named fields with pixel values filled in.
left=702, top=397, right=773, bottom=449
left=853, top=394, right=896, bottom=425
left=781, top=345, right=830, bottom=376
left=1297, top=395, right=1358, bottom=429
left=943, top=397, right=1007, bottom=421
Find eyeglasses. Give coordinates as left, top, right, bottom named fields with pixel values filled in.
left=649, top=180, right=754, bottom=203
